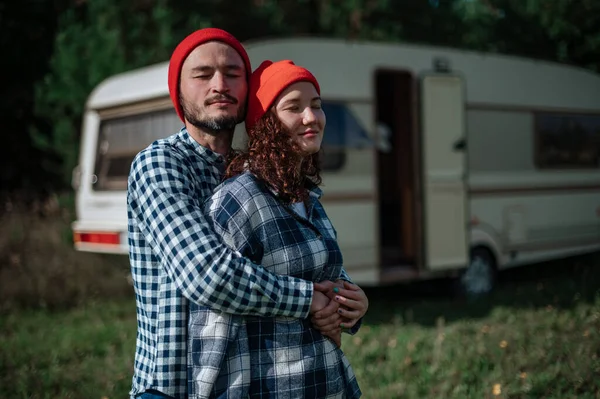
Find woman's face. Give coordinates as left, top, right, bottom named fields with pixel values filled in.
left=273, top=81, right=325, bottom=155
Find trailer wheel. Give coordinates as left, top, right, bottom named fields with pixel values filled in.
left=456, top=247, right=497, bottom=297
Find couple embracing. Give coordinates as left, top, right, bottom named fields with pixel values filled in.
left=128, top=27, right=369, bottom=399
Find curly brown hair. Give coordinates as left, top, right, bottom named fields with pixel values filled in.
left=224, top=111, right=322, bottom=205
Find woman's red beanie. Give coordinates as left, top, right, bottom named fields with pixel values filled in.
left=168, top=28, right=252, bottom=122
left=245, top=60, right=320, bottom=133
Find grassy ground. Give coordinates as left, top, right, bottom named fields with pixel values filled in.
left=1, top=253, right=599, bottom=398
left=1, top=207, right=599, bottom=398
left=341, top=253, right=600, bottom=398
left=0, top=198, right=132, bottom=311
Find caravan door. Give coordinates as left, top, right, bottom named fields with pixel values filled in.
left=420, top=72, right=468, bottom=270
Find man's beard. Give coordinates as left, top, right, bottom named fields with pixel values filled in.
left=189, top=113, right=239, bottom=133
left=180, top=94, right=245, bottom=135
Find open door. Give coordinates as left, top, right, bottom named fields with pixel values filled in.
left=420, top=73, right=468, bottom=270
left=375, top=70, right=418, bottom=270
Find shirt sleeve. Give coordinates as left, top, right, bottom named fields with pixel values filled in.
left=127, top=145, right=313, bottom=319
left=203, top=177, right=265, bottom=265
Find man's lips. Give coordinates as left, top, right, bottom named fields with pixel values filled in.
left=206, top=95, right=236, bottom=105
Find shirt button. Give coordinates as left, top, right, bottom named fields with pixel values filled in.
left=216, top=156, right=224, bottom=163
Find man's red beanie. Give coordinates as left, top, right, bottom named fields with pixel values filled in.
left=245, top=60, right=320, bottom=133
left=168, top=28, right=252, bottom=122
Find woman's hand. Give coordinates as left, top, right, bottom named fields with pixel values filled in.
left=332, top=281, right=368, bottom=329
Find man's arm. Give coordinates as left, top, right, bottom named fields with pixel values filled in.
left=128, top=145, right=313, bottom=319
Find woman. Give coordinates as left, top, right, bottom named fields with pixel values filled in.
left=201, top=59, right=368, bottom=398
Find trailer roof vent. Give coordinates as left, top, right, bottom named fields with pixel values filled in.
left=433, top=56, right=451, bottom=73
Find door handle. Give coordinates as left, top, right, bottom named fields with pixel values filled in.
left=453, top=138, right=466, bottom=151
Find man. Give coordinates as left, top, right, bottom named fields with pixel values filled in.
left=127, top=28, right=343, bottom=399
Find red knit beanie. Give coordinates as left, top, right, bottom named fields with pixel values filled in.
left=168, top=28, right=252, bottom=122
left=245, top=60, right=320, bottom=133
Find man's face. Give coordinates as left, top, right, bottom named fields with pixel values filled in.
left=179, top=41, right=247, bottom=134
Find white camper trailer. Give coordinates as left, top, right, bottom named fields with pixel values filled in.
left=71, top=37, right=600, bottom=295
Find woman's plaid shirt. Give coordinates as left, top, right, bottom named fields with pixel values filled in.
left=127, top=129, right=315, bottom=399
left=187, top=172, right=363, bottom=398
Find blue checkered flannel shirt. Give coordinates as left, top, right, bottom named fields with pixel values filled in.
left=187, top=171, right=363, bottom=399
left=127, top=128, right=315, bottom=399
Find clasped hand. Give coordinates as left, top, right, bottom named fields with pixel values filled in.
left=309, top=279, right=369, bottom=347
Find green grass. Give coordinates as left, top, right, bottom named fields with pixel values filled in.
left=0, top=300, right=136, bottom=398
left=1, top=252, right=599, bottom=399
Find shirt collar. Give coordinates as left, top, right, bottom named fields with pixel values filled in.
left=177, top=127, right=226, bottom=168
left=245, top=170, right=323, bottom=200
left=307, top=183, right=322, bottom=200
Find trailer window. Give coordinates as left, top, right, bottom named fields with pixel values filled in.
left=93, top=102, right=372, bottom=190
left=94, top=108, right=182, bottom=191
left=320, top=102, right=372, bottom=171
left=535, top=113, right=600, bottom=169
left=467, top=110, right=535, bottom=172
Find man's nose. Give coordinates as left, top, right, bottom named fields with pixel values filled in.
left=211, top=72, right=229, bottom=92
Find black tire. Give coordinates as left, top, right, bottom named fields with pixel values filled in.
left=455, top=247, right=497, bottom=298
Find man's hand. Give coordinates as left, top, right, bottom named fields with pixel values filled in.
left=309, top=286, right=341, bottom=334
left=309, top=289, right=330, bottom=315
left=321, top=328, right=342, bottom=348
